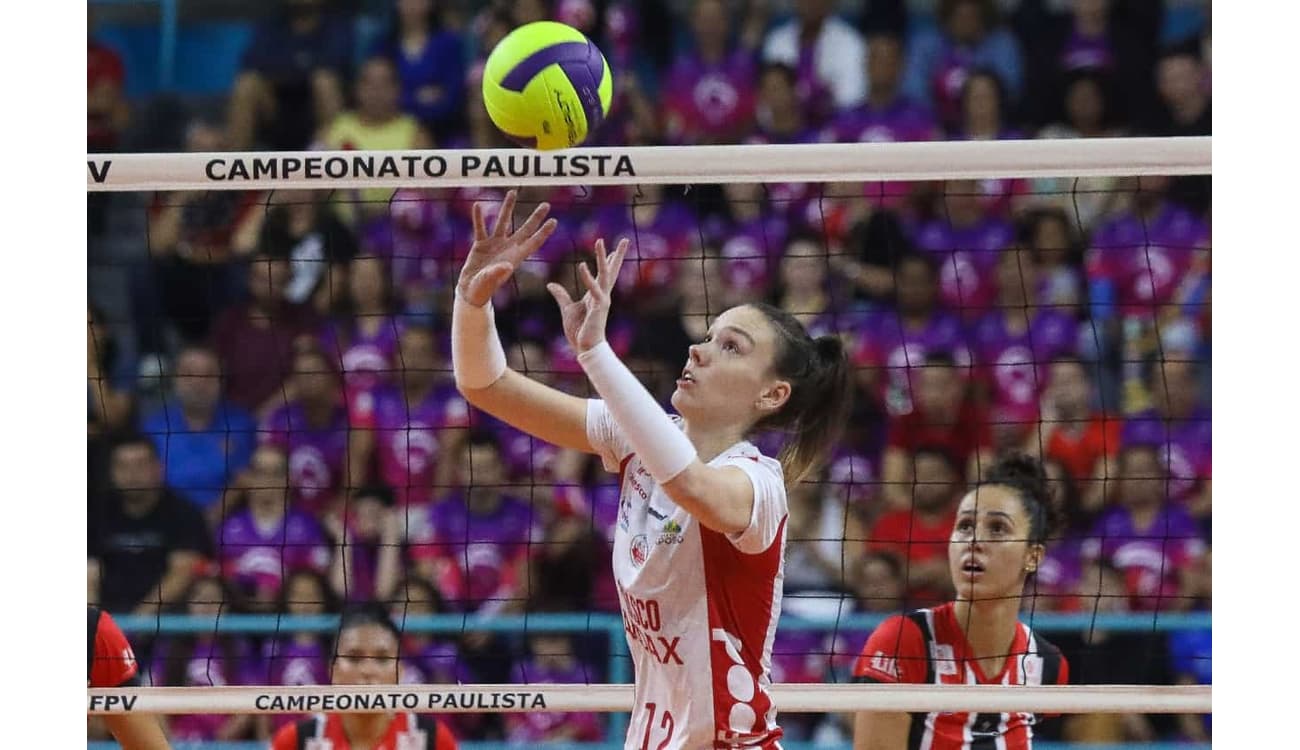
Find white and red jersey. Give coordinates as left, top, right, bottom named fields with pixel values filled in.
left=852, top=602, right=1069, bottom=750
left=586, top=400, right=789, bottom=750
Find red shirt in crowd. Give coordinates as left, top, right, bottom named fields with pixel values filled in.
left=1043, top=414, right=1122, bottom=483
left=853, top=602, right=1069, bottom=750
left=887, top=402, right=992, bottom=466
left=272, top=713, right=458, bottom=750
left=867, top=510, right=956, bottom=604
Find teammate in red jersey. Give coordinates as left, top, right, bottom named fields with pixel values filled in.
left=88, top=606, right=172, bottom=749
left=852, top=455, right=1070, bottom=750
left=271, top=605, right=458, bottom=750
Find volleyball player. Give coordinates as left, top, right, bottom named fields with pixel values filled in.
left=87, top=606, right=172, bottom=750
left=271, top=605, right=457, bottom=749
left=452, top=191, right=852, bottom=748
left=852, top=455, right=1070, bottom=750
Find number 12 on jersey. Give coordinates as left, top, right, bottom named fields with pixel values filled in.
left=639, top=702, right=675, bottom=750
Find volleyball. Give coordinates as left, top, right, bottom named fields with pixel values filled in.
left=482, top=21, right=613, bottom=150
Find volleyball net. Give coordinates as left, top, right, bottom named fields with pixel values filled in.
left=87, top=136, right=1211, bottom=747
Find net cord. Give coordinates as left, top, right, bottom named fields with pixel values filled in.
left=88, top=683, right=1211, bottom=715
left=85, top=136, right=1210, bottom=192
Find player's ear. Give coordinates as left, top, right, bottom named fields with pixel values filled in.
left=755, top=379, right=791, bottom=414
left=1024, top=544, right=1045, bottom=574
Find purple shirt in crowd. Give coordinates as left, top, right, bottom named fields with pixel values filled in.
left=259, top=402, right=349, bottom=513
left=662, top=50, right=759, bottom=145
left=150, top=638, right=259, bottom=740
left=854, top=309, right=972, bottom=416
left=1122, top=407, right=1213, bottom=505
left=319, top=316, right=405, bottom=403
left=1082, top=504, right=1207, bottom=610
left=910, top=217, right=1016, bottom=317
left=719, top=215, right=789, bottom=297
left=1061, top=29, right=1113, bottom=72
left=1088, top=203, right=1209, bottom=318
left=582, top=202, right=699, bottom=293
left=354, top=383, right=472, bottom=506
left=260, top=637, right=330, bottom=731
left=505, top=660, right=605, bottom=741
left=969, top=309, right=1080, bottom=418
left=218, top=509, right=330, bottom=601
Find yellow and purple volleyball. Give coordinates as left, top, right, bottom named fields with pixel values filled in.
left=482, top=21, right=614, bottom=150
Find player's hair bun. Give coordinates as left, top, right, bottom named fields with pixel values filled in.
left=981, top=453, right=1063, bottom=545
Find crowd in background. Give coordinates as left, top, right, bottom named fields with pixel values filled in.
left=87, top=0, right=1211, bottom=744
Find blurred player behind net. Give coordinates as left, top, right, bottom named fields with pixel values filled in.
left=450, top=190, right=852, bottom=749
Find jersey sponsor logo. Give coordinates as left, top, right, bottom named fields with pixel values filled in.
left=932, top=643, right=958, bottom=676
left=657, top=519, right=684, bottom=545
left=869, top=651, right=898, bottom=679
left=630, top=534, right=649, bottom=567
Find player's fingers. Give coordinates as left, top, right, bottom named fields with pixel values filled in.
left=605, top=239, right=630, bottom=292
left=491, top=190, right=517, bottom=237
left=578, top=261, right=604, bottom=301
left=471, top=202, right=487, bottom=241
left=546, top=282, right=575, bottom=310
left=514, top=201, right=552, bottom=240
left=512, top=218, right=559, bottom=264
left=591, top=238, right=608, bottom=279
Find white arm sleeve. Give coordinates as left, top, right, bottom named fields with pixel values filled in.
left=451, top=290, right=508, bottom=390
left=719, top=452, right=788, bottom=554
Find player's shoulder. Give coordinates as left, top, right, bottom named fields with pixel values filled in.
left=863, top=608, right=934, bottom=653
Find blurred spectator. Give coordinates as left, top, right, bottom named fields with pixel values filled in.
left=319, top=255, right=404, bottom=412
left=823, top=32, right=936, bottom=145
left=88, top=306, right=135, bottom=437
left=211, top=248, right=322, bottom=416
left=1058, top=0, right=1114, bottom=74
left=88, top=435, right=213, bottom=614
left=775, top=233, right=839, bottom=337
left=410, top=432, right=541, bottom=614
left=879, top=353, right=990, bottom=511
left=228, top=0, right=352, bottom=151
left=1087, top=175, right=1209, bottom=324
left=1082, top=445, right=1208, bottom=611
left=903, top=0, right=1023, bottom=129
left=522, top=507, right=619, bottom=613
left=259, top=343, right=350, bottom=516
left=505, top=632, right=604, bottom=742
left=372, top=0, right=467, bottom=143
left=325, top=485, right=403, bottom=604
left=580, top=184, right=700, bottom=300
left=348, top=324, right=472, bottom=506
left=784, top=472, right=866, bottom=601
left=1021, top=208, right=1087, bottom=309
left=1122, top=358, right=1212, bottom=517
left=867, top=447, right=959, bottom=606
left=150, top=576, right=257, bottom=741
left=911, top=180, right=1015, bottom=315
left=321, top=57, right=434, bottom=227
left=138, top=122, right=263, bottom=349
left=761, top=0, right=867, bottom=120
left=1055, top=559, right=1162, bottom=743
left=1033, top=357, right=1122, bottom=523
left=627, top=256, right=723, bottom=392
left=252, top=190, right=359, bottom=314
left=88, top=27, right=128, bottom=153
left=715, top=182, right=788, bottom=305
left=750, top=62, right=818, bottom=146
left=140, top=346, right=257, bottom=517
left=661, top=0, right=761, bottom=145
left=956, top=68, right=1019, bottom=141
left=259, top=570, right=336, bottom=733
left=970, top=247, right=1079, bottom=450
left=390, top=576, right=465, bottom=686
left=853, top=252, right=971, bottom=417
left=1169, top=549, right=1211, bottom=741
left=218, top=445, right=331, bottom=610
left=1151, top=43, right=1212, bottom=215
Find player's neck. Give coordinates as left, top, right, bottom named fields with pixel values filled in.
left=681, top=419, right=746, bottom=464
left=952, top=595, right=1021, bottom=661
left=340, top=712, right=396, bottom=748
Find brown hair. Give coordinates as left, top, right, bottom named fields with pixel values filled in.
left=748, top=302, right=853, bottom=485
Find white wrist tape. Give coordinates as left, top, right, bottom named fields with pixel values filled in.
left=578, top=342, right=697, bottom=483
left=451, top=290, right=508, bottom=390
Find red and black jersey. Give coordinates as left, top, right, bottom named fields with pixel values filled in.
left=87, top=606, right=140, bottom=688
left=852, top=602, right=1068, bottom=750
left=271, top=712, right=458, bottom=750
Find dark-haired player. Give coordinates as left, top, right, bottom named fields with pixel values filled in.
left=88, top=606, right=171, bottom=749
left=271, top=605, right=458, bottom=749
left=852, top=455, right=1069, bottom=750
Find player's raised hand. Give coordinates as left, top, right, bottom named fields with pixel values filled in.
left=547, top=237, right=630, bottom=355
left=457, top=189, right=558, bottom=306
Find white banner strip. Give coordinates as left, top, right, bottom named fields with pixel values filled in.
left=85, top=137, right=1210, bottom=192
left=88, top=683, right=1210, bottom=715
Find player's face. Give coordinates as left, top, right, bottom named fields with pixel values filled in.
left=332, top=624, right=401, bottom=686
left=672, top=305, right=790, bottom=431
left=949, top=485, right=1041, bottom=604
